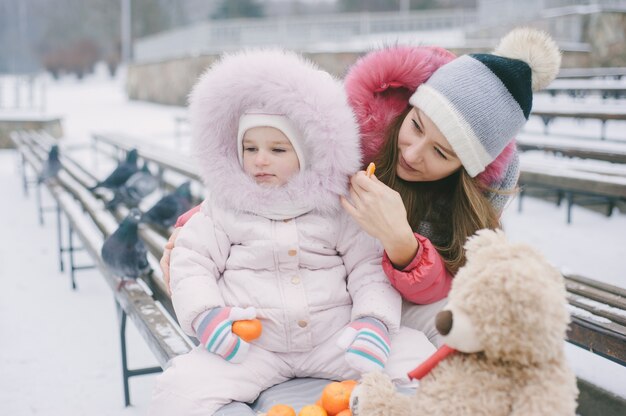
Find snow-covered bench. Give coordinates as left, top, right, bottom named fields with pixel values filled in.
left=10, top=130, right=194, bottom=406
left=557, top=67, right=626, bottom=80
left=564, top=274, right=626, bottom=415
left=543, top=79, right=626, bottom=100
left=518, top=156, right=626, bottom=223
left=565, top=274, right=626, bottom=366
left=517, top=134, right=626, bottom=164
left=530, top=103, right=626, bottom=140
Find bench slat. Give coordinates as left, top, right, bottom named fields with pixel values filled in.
left=565, top=280, right=626, bottom=310
left=567, top=293, right=626, bottom=327
left=567, top=311, right=626, bottom=366
left=565, top=274, right=626, bottom=298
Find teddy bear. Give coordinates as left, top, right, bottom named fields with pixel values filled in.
left=351, top=229, right=579, bottom=416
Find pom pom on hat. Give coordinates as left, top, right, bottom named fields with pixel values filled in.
left=493, top=27, right=561, bottom=92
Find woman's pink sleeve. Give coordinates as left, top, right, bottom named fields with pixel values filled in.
left=174, top=205, right=202, bottom=228
left=382, top=233, right=452, bottom=304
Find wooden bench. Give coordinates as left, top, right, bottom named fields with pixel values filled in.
left=530, top=103, right=626, bottom=140
left=543, top=79, right=626, bottom=100
left=13, top=130, right=626, bottom=414
left=516, top=134, right=626, bottom=164
left=563, top=274, right=626, bottom=416
left=0, top=113, right=63, bottom=148
left=91, top=131, right=202, bottom=193
left=518, top=158, right=626, bottom=223
left=557, top=67, right=626, bottom=80
left=10, top=130, right=194, bottom=407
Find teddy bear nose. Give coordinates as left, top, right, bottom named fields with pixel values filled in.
left=435, top=310, right=453, bottom=335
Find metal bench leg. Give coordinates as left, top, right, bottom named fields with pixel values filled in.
left=116, top=303, right=162, bottom=407
left=119, top=306, right=132, bottom=407
left=36, top=182, right=44, bottom=225
left=607, top=199, right=614, bottom=217
left=21, top=153, right=29, bottom=197
left=68, top=224, right=78, bottom=290
left=517, top=188, right=525, bottom=213
left=566, top=192, right=574, bottom=224
left=57, top=204, right=64, bottom=272
left=540, top=116, right=553, bottom=135
left=556, top=190, right=563, bottom=207
left=66, top=224, right=96, bottom=290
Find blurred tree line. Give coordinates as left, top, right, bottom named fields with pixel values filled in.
left=0, top=0, right=475, bottom=77
left=0, top=0, right=186, bottom=78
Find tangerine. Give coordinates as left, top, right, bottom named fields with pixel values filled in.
left=336, top=410, right=352, bottom=416
left=320, top=382, right=351, bottom=416
left=298, top=404, right=327, bottom=416
left=340, top=380, right=357, bottom=392
left=267, top=404, right=296, bottom=416
left=232, top=319, right=263, bottom=342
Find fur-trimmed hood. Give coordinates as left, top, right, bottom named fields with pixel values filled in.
left=189, top=49, right=361, bottom=218
left=344, top=45, right=517, bottom=190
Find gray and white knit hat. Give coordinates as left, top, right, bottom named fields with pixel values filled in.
left=410, top=27, right=561, bottom=177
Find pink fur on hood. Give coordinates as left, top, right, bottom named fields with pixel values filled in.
left=189, top=49, right=361, bottom=217
left=344, top=45, right=516, bottom=186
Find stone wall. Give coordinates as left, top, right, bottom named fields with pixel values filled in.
left=587, top=12, right=626, bottom=67
left=126, top=51, right=364, bottom=106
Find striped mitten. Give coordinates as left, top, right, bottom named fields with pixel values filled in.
left=194, top=306, right=256, bottom=364
left=337, top=317, right=391, bottom=373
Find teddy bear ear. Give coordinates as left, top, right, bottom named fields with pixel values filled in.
left=464, top=228, right=508, bottom=255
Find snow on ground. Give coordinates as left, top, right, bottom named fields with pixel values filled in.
left=1, top=67, right=626, bottom=415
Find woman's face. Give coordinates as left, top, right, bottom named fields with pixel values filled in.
left=396, top=107, right=462, bottom=182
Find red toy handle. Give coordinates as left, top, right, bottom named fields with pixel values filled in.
left=407, top=344, right=456, bottom=380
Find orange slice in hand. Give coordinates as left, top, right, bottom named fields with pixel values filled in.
left=366, top=162, right=376, bottom=177
left=232, top=319, right=262, bottom=342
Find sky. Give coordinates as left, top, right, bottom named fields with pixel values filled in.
left=1, top=65, right=625, bottom=414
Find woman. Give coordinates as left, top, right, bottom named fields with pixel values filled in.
left=161, top=27, right=560, bottom=346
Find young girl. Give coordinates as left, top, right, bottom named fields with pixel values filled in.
left=161, top=28, right=561, bottom=347
left=148, top=50, right=435, bottom=415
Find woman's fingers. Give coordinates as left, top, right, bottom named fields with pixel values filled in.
left=349, top=184, right=363, bottom=208
left=352, top=170, right=378, bottom=191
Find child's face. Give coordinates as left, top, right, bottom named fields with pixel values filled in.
left=242, top=127, right=300, bottom=187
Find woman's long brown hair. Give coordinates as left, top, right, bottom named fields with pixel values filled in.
left=373, top=108, right=502, bottom=274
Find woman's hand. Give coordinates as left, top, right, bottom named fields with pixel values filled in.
left=160, top=227, right=181, bottom=295
left=340, top=171, right=418, bottom=268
